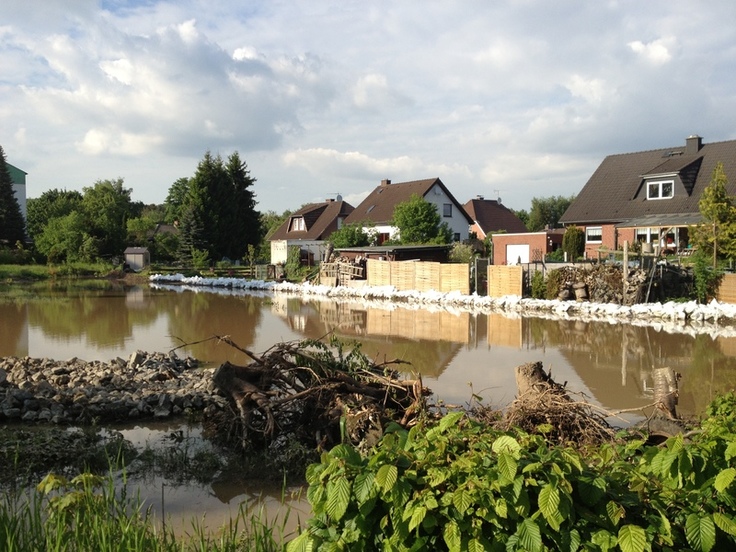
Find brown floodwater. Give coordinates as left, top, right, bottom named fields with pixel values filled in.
left=2, top=280, right=736, bottom=533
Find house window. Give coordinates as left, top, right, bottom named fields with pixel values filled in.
left=453, top=233, right=461, bottom=242
left=289, top=217, right=305, bottom=232
left=443, top=203, right=453, bottom=218
left=586, top=227, right=602, bottom=244
left=647, top=180, right=674, bottom=200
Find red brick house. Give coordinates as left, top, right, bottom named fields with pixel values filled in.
left=463, top=196, right=528, bottom=239
left=559, top=135, right=736, bottom=258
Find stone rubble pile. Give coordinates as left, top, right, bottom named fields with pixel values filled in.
left=0, top=351, right=228, bottom=424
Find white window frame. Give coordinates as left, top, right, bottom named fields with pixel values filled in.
left=647, top=180, right=674, bottom=200
left=585, top=226, right=602, bottom=244
left=289, top=217, right=306, bottom=232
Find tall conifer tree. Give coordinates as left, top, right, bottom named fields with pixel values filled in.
left=0, top=145, right=26, bottom=245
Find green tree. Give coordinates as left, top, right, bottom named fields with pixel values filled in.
left=179, top=151, right=261, bottom=263
left=692, top=162, right=736, bottom=268
left=527, top=195, right=575, bottom=232
left=329, top=221, right=370, bottom=248
left=562, top=226, right=585, bottom=261
left=391, top=194, right=452, bottom=244
left=35, top=211, right=96, bottom=263
left=81, top=178, right=135, bottom=258
left=0, top=145, right=26, bottom=245
left=163, top=177, right=190, bottom=224
left=512, top=208, right=530, bottom=228
left=26, top=189, right=83, bottom=241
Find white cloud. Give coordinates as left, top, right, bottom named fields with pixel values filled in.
left=628, top=37, right=674, bottom=64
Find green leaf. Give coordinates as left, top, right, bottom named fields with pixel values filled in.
left=286, top=530, right=314, bottom=552
left=354, top=471, right=375, bottom=504
left=325, top=475, right=351, bottom=521
left=375, top=464, right=398, bottom=494
left=408, top=505, right=427, bottom=532
left=492, top=435, right=521, bottom=458
left=539, top=484, right=562, bottom=531
left=685, top=513, right=716, bottom=552
left=713, top=512, right=736, bottom=536
left=495, top=498, right=508, bottom=519
left=467, top=538, right=486, bottom=552
left=453, top=488, right=473, bottom=515
left=606, top=501, right=625, bottom=526
left=617, top=524, right=647, bottom=552
left=443, top=519, right=461, bottom=552
left=439, top=411, right=464, bottom=432
left=497, top=452, right=518, bottom=481
left=715, top=467, right=736, bottom=493
left=726, top=441, right=736, bottom=461
left=517, top=518, right=542, bottom=552
left=591, top=529, right=616, bottom=551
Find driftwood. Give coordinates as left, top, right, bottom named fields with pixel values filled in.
left=208, top=337, right=429, bottom=451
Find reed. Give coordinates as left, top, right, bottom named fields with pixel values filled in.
left=0, top=470, right=292, bottom=551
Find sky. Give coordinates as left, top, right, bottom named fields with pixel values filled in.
left=2, top=1, right=736, bottom=214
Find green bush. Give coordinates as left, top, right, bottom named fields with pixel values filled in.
left=562, top=226, right=585, bottom=262
left=545, top=268, right=564, bottom=299
left=530, top=270, right=546, bottom=299
left=290, top=398, right=736, bottom=551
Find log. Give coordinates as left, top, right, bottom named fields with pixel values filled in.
left=652, top=366, right=679, bottom=419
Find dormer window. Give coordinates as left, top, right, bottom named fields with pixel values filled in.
left=289, top=217, right=306, bottom=232
left=647, top=180, right=674, bottom=200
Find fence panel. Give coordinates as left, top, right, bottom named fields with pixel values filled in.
left=717, top=273, right=736, bottom=304
left=415, top=262, right=441, bottom=291
left=487, top=265, right=524, bottom=298
left=440, top=264, right=470, bottom=294
left=391, top=261, right=416, bottom=290
left=367, top=259, right=391, bottom=287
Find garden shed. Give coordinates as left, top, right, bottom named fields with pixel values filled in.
left=124, top=247, right=150, bottom=271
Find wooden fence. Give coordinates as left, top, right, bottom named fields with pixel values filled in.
left=366, top=259, right=470, bottom=295
left=487, top=265, right=524, bottom=298
left=717, top=273, right=736, bottom=304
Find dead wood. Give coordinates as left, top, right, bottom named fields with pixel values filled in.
left=207, top=337, right=429, bottom=452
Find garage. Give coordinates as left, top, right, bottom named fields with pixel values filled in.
left=506, top=244, right=530, bottom=265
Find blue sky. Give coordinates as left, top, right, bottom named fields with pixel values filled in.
left=2, top=0, right=736, bottom=213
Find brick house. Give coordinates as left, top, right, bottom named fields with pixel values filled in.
left=559, top=135, right=736, bottom=258
left=463, top=196, right=528, bottom=240
left=492, top=229, right=564, bottom=265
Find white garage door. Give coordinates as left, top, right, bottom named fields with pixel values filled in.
left=506, top=244, right=530, bottom=265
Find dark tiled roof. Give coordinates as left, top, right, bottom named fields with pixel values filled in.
left=269, top=200, right=354, bottom=241
left=343, top=178, right=473, bottom=226
left=463, top=198, right=528, bottom=235
left=560, top=137, right=736, bottom=225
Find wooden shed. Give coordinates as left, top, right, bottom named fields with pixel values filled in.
left=124, top=247, right=150, bottom=271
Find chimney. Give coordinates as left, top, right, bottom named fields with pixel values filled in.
left=686, top=134, right=703, bottom=155
left=476, top=195, right=484, bottom=200
left=326, top=198, right=334, bottom=202
left=380, top=179, right=391, bottom=187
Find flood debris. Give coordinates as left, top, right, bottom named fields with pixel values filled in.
left=206, top=336, right=429, bottom=452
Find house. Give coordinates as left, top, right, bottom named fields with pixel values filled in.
left=124, top=247, right=150, bottom=271
left=7, top=163, right=27, bottom=221
left=269, top=198, right=354, bottom=264
left=342, top=178, right=473, bottom=244
left=492, top=229, right=564, bottom=265
left=463, top=195, right=528, bottom=239
left=559, top=135, right=736, bottom=258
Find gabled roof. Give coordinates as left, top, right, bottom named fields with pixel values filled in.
left=269, top=200, right=354, bottom=241
left=343, top=178, right=473, bottom=226
left=463, top=198, right=528, bottom=235
left=560, top=136, right=736, bottom=226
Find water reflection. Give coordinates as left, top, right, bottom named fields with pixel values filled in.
left=2, top=283, right=736, bottom=417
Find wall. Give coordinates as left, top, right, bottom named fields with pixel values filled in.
left=270, top=239, right=329, bottom=264
left=423, top=183, right=469, bottom=241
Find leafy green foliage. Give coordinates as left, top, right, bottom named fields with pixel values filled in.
left=692, top=162, right=736, bottom=267
left=562, top=225, right=585, bottom=261
left=527, top=195, right=575, bottom=232
left=391, top=194, right=452, bottom=245
left=448, top=242, right=475, bottom=264
left=530, top=270, right=546, bottom=299
left=692, top=250, right=723, bottom=303
left=291, top=394, right=736, bottom=551
left=26, top=189, right=83, bottom=241
left=329, top=221, right=370, bottom=248
left=81, top=178, right=135, bottom=258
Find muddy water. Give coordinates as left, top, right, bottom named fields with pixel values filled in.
left=2, top=280, right=736, bottom=531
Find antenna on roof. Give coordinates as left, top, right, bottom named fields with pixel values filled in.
left=328, top=192, right=343, bottom=202
left=494, top=189, right=503, bottom=204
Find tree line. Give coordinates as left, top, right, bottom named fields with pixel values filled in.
left=0, top=149, right=263, bottom=267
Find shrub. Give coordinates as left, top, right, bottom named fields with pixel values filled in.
left=562, top=226, right=585, bottom=261
left=530, top=270, right=546, bottom=299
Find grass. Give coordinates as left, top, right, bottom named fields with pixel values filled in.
left=0, top=262, right=120, bottom=283
left=0, top=470, right=295, bottom=551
